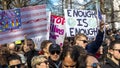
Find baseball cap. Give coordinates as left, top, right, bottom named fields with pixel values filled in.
left=49, top=44, right=61, bottom=52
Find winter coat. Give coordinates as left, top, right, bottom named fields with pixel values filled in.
left=48, top=57, right=62, bottom=68
left=101, top=58, right=119, bottom=68
left=86, top=30, right=104, bottom=55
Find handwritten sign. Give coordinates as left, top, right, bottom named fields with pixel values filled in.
left=49, top=15, right=65, bottom=46
left=64, top=9, right=98, bottom=38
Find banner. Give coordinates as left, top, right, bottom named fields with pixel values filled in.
left=64, top=9, right=98, bottom=38
left=0, top=5, right=48, bottom=44
left=32, top=11, right=51, bottom=50
left=49, top=15, right=65, bottom=46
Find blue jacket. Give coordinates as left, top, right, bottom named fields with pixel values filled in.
left=86, top=30, right=104, bottom=55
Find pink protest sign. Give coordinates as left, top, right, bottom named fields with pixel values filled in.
left=49, top=15, right=66, bottom=46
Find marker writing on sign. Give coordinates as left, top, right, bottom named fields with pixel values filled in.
left=67, top=10, right=96, bottom=18
left=70, top=28, right=98, bottom=36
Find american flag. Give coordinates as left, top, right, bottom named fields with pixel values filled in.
left=0, top=4, right=48, bottom=44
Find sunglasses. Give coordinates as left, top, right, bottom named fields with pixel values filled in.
left=9, top=64, right=22, bottom=68
left=80, top=40, right=88, bottom=43
left=113, top=49, right=120, bottom=53
left=37, top=60, right=48, bottom=65
left=50, top=51, right=60, bottom=55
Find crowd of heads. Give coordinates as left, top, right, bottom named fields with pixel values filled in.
left=0, top=28, right=120, bottom=68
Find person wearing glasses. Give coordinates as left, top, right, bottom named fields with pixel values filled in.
left=102, top=40, right=120, bottom=68
left=31, top=55, right=49, bottom=68
left=48, top=44, right=61, bottom=68
left=7, top=54, right=25, bottom=68
left=73, top=45, right=100, bottom=68
left=74, top=21, right=104, bottom=55
left=39, top=40, right=52, bottom=58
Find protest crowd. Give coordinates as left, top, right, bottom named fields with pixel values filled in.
left=0, top=19, right=120, bottom=68
left=0, top=1, right=120, bottom=68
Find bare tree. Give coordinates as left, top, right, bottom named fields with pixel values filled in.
left=0, top=0, right=45, bottom=10
left=0, top=0, right=11, bottom=10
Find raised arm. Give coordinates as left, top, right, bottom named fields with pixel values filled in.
left=86, top=21, right=104, bottom=55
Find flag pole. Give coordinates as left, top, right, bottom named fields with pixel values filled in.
left=95, top=0, right=100, bottom=29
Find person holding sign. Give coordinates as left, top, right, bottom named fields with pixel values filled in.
left=74, top=21, right=104, bottom=55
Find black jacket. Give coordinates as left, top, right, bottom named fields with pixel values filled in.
left=48, top=57, right=62, bottom=68
left=24, top=50, right=39, bottom=68
left=86, top=30, right=104, bottom=55
left=102, top=58, right=119, bottom=68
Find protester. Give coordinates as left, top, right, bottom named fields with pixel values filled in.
left=7, top=42, right=17, bottom=54
left=74, top=21, right=104, bottom=55
left=0, top=47, right=9, bottom=68
left=75, top=45, right=100, bottom=68
left=114, top=30, right=120, bottom=40
left=39, top=40, right=52, bottom=58
left=7, top=42, right=26, bottom=65
left=95, top=45, right=107, bottom=66
left=20, top=41, right=31, bottom=53
left=63, top=37, right=72, bottom=47
left=61, top=45, right=80, bottom=68
left=102, top=40, right=120, bottom=68
left=7, top=54, right=26, bottom=68
left=22, top=39, right=39, bottom=68
left=48, top=44, right=61, bottom=68
left=86, top=56, right=100, bottom=68
left=31, top=55, right=49, bottom=68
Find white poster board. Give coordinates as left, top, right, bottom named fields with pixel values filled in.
left=49, top=15, right=65, bottom=46
left=64, top=9, right=98, bottom=38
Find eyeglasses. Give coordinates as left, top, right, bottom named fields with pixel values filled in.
left=36, top=60, right=48, bottom=65
left=80, top=40, right=88, bottom=43
left=50, top=50, right=60, bottom=55
left=9, top=64, right=22, bottom=68
left=113, top=49, right=120, bottom=53
left=91, top=63, right=98, bottom=68
left=87, top=63, right=99, bottom=68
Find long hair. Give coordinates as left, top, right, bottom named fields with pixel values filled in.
left=75, top=45, right=87, bottom=68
